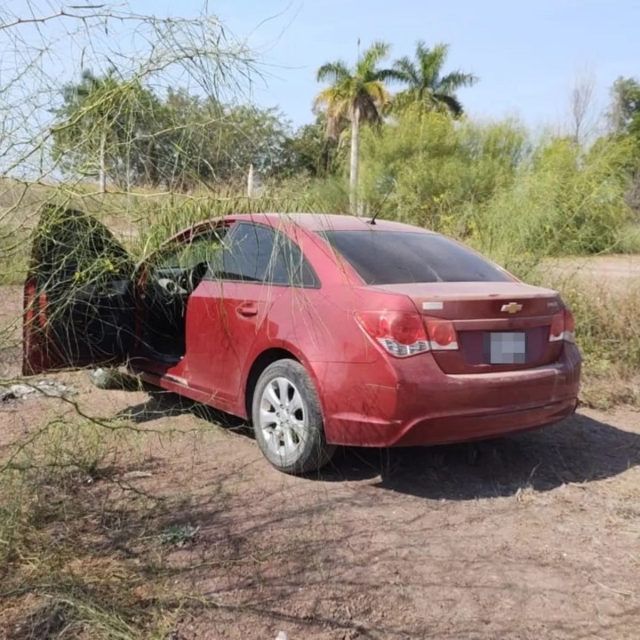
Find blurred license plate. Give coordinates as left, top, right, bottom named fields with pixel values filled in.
left=486, top=332, right=526, bottom=364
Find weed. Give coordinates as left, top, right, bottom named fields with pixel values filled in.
left=0, top=224, right=29, bottom=286
left=0, top=415, right=172, bottom=639
left=615, top=222, right=640, bottom=254
left=159, top=523, right=200, bottom=548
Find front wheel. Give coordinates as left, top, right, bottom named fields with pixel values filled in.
left=252, top=359, right=335, bottom=474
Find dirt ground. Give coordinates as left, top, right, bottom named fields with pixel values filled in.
left=2, top=276, right=640, bottom=639
left=546, top=254, right=640, bottom=291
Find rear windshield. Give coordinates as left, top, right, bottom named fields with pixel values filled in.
left=320, top=230, right=511, bottom=285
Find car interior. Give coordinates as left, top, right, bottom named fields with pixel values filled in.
left=140, top=228, right=227, bottom=364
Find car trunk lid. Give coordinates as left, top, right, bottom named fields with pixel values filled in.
left=370, top=282, right=564, bottom=374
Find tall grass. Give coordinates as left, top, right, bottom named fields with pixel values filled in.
left=534, top=273, right=640, bottom=408
left=129, top=184, right=346, bottom=257
left=615, top=222, right=640, bottom=254
left=0, top=223, right=29, bottom=286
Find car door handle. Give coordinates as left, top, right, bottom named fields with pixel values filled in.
left=236, top=303, right=258, bottom=317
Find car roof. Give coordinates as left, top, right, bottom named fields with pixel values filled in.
left=228, top=212, right=434, bottom=233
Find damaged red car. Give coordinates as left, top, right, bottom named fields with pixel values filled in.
left=23, top=207, right=581, bottom=474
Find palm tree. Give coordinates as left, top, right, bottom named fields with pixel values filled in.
left=315, top=41, right=398, bottom=214
left=392, top=42, right=477, bottom=116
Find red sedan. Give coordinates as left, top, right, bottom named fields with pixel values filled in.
left=23, top=207, right=581, bottom=473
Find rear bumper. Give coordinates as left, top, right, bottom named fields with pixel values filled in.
left=313, top=344, right=581, bottom=447
left=374, top=397, right=577, bottom=446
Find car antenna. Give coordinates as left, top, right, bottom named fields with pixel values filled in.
left=366, top=189, right=392, bottom=226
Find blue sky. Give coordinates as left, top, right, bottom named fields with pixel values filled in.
left=129, top=0, right=639, bottom=131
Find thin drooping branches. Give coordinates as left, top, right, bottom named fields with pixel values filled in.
left=0, top=3, right=258, bottom=188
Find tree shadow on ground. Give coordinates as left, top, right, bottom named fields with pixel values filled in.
left=117, top=392, right=640, bottom=501
left=23, top=391, right=640, bottom=640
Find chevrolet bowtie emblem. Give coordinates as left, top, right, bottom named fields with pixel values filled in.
left=501, top=302, right=523, bottom=313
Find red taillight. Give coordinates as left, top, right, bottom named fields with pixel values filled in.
left=356, top=311, right=429, bottom=358
left=549, top=312, right=564, bottom=341
left=424, top=318, right=459, bottom=351
left=382, top=313, right=426, bottom=345
left=549, top=309, right=576, bottom=343
left=356, top=311, right=460, bottom=357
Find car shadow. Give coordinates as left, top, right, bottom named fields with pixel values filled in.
left=320, top=412, right=640, bottom=500
left=117, top=389, right=249, bottom=432
left=117, top=393, right=640, bottom=501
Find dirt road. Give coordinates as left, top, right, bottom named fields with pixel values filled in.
left=546, top=254, right=640, bottom=290
left=154, top=405, right=640, bottom=640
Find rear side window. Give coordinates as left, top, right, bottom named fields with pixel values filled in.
left=272, top=232, right=318, bottom=287
left=321, top=230, right=511, bottom=285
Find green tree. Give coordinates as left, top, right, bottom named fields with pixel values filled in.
left=223, top=105, right=292, bottom=180
left=606, top=77, right=640, bottom=211
left=52, top=69, right=161, bottom=191
left=53, top=76, right=293, bottom=190
left=277, top=114, right=340, bottom=178
left=359, top=110, right=526, bottom=231
left=155, top=96, right=294, bottom=189
left=608, top=77, right=640, bottom=137
left=315, top=41, right=398, bottom=213
left=391, top=42, right=477, bottom=116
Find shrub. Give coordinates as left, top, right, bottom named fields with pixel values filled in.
left=358, top=111, right=635, bottom=263
left=359, top=110, right=528, bottom=230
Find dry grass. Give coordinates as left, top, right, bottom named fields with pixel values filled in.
left=536, top=270, right=640, bottom=409
left=3, top=389, right=640, bottom=639
left=1, top=355, right=639, bottom=638
left=0, top=177, right=342, bottom=285
left=0, top=412, right=188, bottom=639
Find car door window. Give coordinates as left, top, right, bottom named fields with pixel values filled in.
left=216, top=223, right=274, bottom=282
left=213, top=223, right=318, bottom=287
left=154, top=230, right=226, bottom=272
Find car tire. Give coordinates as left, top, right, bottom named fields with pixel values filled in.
left=252, top=359, right=335, bottom=474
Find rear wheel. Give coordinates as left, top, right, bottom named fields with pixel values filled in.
left=252, top=359, right=335, bottom=474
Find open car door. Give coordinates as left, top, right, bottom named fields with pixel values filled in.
left=23, top=206, right=136, bottom=375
